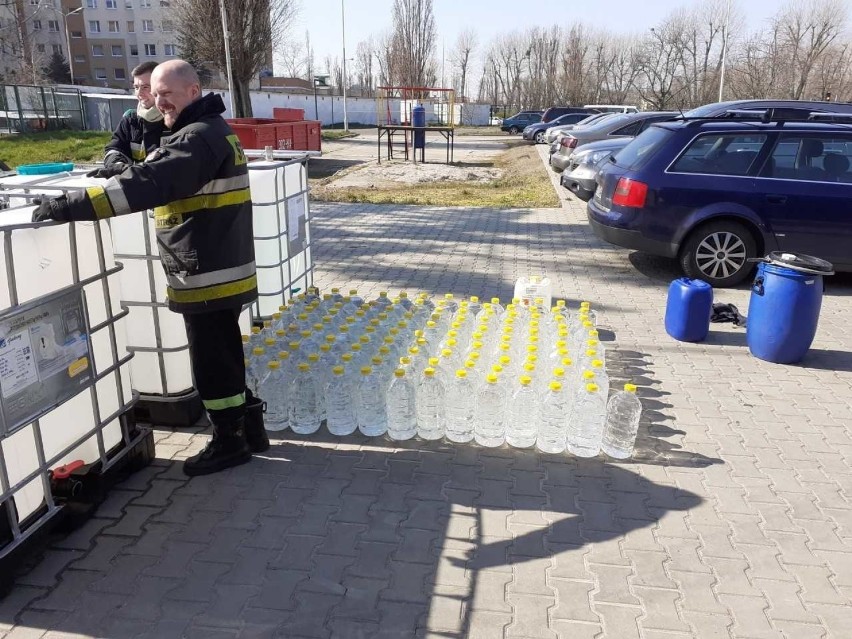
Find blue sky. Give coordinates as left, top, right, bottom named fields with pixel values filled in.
left=293, top=0, right=783, bottom=76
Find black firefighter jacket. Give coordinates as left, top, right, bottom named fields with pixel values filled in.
left=103, top=109, right=165, bottom=168
left=55, top=93, right=257, bottom=315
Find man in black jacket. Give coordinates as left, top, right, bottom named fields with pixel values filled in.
left=33, top=60, right=268, bottom=477
left=91, top=61, right=165, bottom=179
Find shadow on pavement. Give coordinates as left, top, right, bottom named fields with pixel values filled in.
left=795, top=348, right=852, bottom=372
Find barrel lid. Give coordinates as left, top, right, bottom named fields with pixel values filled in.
left=764, top=252, right=834, bottom=275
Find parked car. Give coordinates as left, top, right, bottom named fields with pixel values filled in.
left=682, top=99, right=852, bottom=119
left=587, top=111, right=852, bottom=287
left=584, top=104, right=640, bottom=114
left=523, top=112, right=591, bottom=143
left=560, top=137, right=633, bottom=201
left=500, top=111, right=543, bottom=134
left=550, top=111, right=678, bottom=172
left=548, top=113, right=617, bottom=153
left=541, top=106, right=599, bottom=123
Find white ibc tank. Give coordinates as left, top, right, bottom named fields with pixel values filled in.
left=248, top=158, right=313, bottom=319
left=0, top=205, right=133, bottom=528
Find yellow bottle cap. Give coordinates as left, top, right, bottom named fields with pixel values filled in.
left=341, top=353, right=353, bottom=362
left=251, top=327, right=261, bottom=335
left=455, top=369, right=467, bottom=379
left=298, top=363, right=310, bottom=372
left=553, top=367, right=565, bottom=378
left=371, top=356, right=383, bottom=365
left=264, top=338, right=276, bottom=346
left=428, top=357, right=440, bottom=366
left=550, top=381, right=562, bottom=392
left=242, top=335, right=250, bottom=343
left=491, top=297, right=500, bottom=304
left=499, top=355, right=511, bottom=366
left=582, top=370, right=595, bottom=380
left=486, top=373, right=498, bottom=384
left=394, top=369, right=405, bottom=377
left=308, top=353, right=319, bottom=363
left=424, top=368, right=435, bottom=377
left=492, top=364, right=503, bottom=374
left=360, top=366, right=372, bottom=375
left=278, top=351, right=289, bottom=360
left=520, top=375, right=532, bottom=386
left=625, top=383, right=637, bottom=393
left=268, top=361, right=280, bottom=369
left=586, top=383, right=599, bottom=393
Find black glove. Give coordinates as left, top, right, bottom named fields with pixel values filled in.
left=85, top=163, right=127, bottom=179
left=31, top=196, right=71, bottom=223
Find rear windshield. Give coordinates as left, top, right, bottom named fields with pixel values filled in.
left=612, top=126, right=673, bottom=169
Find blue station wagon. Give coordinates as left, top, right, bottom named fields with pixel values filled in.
left=587, top=113, right=852, bottom=286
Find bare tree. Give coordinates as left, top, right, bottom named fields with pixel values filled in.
left=390, top=0, right=437, bottom=88
left=355, top=38, right=376, bottom=96
left=173, top=0, right=298, bottom=117
left=451, top=29, right=477, bottom=101
left=776, top=0, right=847, bottom=99
left=636, top=12, right=692, bottom=109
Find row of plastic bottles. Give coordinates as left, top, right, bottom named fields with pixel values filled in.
left=245, top=289, right=643, bottom=458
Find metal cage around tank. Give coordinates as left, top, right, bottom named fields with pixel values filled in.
left=0, top=156, right=314, bottom=426
left=0, top=206, right=151, bottom=590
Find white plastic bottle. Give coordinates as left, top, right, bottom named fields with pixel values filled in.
left=356, top=366, right=388, bottom=437
left=507, top=375, right=538, bottom=448
left=416, top=367, right=446, bottom=440
left=260, top=361, right=288, bottom=431
left=537, top=381, right=568, bottom=454
left=445, top=369, right=475, bottom=443
left=474, top=373, right=507, bottom=447
left=289, top=362, right=322, bottom=435
left=567, top=383, right=607, bottom=457
left=246, top=346, right=266, bottom=395
left=601, top=383, right=642, bottom=459
left=386, top=369, right=418, bottom=441
left=326, top=365, right=358, bottom=436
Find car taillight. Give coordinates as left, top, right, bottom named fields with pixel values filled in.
left=611, top=177, right=648, bottom=208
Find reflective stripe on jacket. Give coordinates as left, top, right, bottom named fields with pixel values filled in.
left=64, top=93, right=257, bottom=315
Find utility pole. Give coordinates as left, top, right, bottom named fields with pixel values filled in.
left=219, top=0, right=237, bottom=117
left=718, top=0, right=733, bottom=102
left=341, top=0, right=348, bottom=131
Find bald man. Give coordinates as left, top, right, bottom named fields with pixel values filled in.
left=33, top=59, right=268, bottom=477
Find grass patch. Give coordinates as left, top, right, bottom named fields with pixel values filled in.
left=0, top=131, right=111, bottom=169
left=454, top=126, right=503, bottom=136
left=321, top=130, right=359, bottom=140
left=311, top=142, right=559, bottom=208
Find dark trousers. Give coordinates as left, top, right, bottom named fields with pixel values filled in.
left=183, top=307, right=246, bottom=422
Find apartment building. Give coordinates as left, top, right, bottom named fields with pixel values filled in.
left=1, top=0, right=179, bottom=88
left=78, top=0, right=179, bottom=88
left=0, top=0, right=68, bottom=82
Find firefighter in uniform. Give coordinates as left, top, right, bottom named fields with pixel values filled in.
left=32, top=60, right=267, bottom=477
left=90, top=61, right=165, bottom=179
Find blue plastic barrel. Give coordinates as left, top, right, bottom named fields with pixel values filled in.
left=746, top=252, right=834, bottom=364
left=665, top=278, right=713, bottom=342
left=412, top=104, right=426, bottom=150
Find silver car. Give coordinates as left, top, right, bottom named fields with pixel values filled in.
left=550, top=111, right=677, bottom=172
left=546, top=113, right=615, bottom=150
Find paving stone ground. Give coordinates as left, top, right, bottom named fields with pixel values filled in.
left=2, top=142, right=852, bottom=638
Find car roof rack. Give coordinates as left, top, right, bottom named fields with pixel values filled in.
left=673, top=107, right=852, bottom=126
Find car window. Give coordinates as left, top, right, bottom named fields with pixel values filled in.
left=613, top=126, right=673, bottom=169
left=670, top=133, right=768, bottom=176
left=764, top=133, right=852, bottom=182
left=611, top=121, right=644, bottom=136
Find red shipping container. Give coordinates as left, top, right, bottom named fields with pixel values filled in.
left=274, top=123, right=294, bottom=150
left=273, top=107, right=306, bottom=122
left=305, top=120, right=321, bottom=152
left=225, top=118, right=279, bottom=151
left=292, top=122, right=309, bottom=150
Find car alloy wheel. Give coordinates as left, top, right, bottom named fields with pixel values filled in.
left=680, top=220, right=757, bottom=287
left=509, top=126, right=520, bottom=134
left=535, top=131, right=545, bottom=144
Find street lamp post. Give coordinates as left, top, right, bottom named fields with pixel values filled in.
left=718, top=0, right=733, bottom=102
left=219, top=0, right=238, bottom=117
left=341, top=0, right=348, bottom=131
left=63, top=7, right=84, bottom=85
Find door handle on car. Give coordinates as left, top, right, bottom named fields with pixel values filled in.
left=765, top=194, right=787, bottom=204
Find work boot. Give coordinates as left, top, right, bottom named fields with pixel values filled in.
left=183, top=416, right=252, bottom=477
left=245, top=391, right=270, bottom=453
